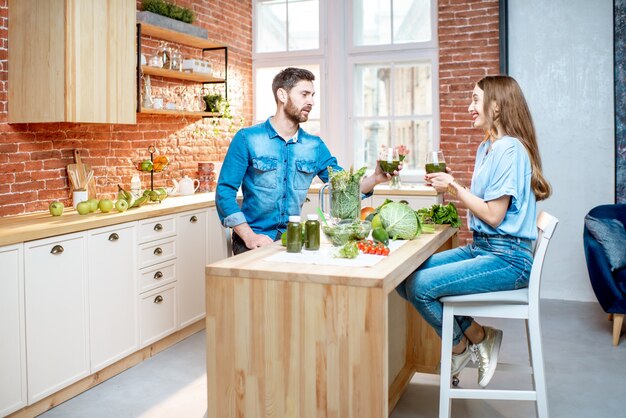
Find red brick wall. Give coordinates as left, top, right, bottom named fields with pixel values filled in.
left=0, top=0, right=252, bottom=216
left=438, top=0, right=501, bottom=243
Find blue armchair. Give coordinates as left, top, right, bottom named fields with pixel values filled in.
left=583, top=204, right=626, bottom=345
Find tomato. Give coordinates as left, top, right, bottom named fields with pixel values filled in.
left=382, top=248, right=390, bottom=256
left=376, top=247, right=383, bottom=255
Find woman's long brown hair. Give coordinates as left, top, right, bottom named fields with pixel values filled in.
left=477, top=75, right=552, bottom=201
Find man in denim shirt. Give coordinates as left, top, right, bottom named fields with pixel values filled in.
left=216, top=68, right=397, bottom=254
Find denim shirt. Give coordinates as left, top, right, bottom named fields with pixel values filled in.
left=216, top=118, right=341, bottom=239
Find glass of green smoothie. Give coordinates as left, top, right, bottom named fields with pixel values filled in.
left=425, top=151, right=446, bottom=173
left=378, top=147, right=400, bottom=174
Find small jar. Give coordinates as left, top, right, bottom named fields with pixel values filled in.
left=305, top=214, right=320, bottom=251
left=286, top=216, right=302, bottom=253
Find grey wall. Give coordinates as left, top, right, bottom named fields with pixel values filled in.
left=508, top=0, right=615, bottom=301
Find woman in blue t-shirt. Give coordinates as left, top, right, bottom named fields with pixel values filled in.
left=397, top=75, right=551, bottom=388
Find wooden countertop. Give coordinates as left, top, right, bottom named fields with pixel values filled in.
left=206, top=225, right=456, bottom=293
left=0, top=184, right=437, bottom=247
left=0, top=193, right=218, bottom=246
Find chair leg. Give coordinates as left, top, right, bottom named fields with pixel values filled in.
left=528, top=315, right=549, bottom=418
left=613, top=314, right=624, bottom=346
left=439, top=305, right=455, bottom=418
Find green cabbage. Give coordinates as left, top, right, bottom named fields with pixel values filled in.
left=378, top=202, right=422, bottom=240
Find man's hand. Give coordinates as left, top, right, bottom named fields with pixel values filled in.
left=360, top=162, right=403, bottom=194
left=233, top=223, right=274, bottom=250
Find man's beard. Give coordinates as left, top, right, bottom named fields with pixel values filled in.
left=284, top=97, right=311, bottom=124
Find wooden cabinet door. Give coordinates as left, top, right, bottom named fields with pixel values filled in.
left=88, top=222, right=138, bottom=372
left=24, top=232, right=89, bottom=404
left=8, top=0, right=136, bottom=123
left=177, top=210, right=208, bottom=327
left=0, top=244, right=27, bottom=416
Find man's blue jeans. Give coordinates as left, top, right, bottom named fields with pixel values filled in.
left=396, top=233, right=534, bottom=345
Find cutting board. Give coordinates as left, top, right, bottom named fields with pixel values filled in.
left=67, top=149, right=97, bottom=198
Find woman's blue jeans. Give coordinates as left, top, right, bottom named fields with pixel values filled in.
left=396, top=233, right=534, bottom=346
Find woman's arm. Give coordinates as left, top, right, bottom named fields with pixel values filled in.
left=427, top=172, right=510, bottom=228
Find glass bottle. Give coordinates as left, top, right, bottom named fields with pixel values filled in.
left=286, top=216, right=302, bottom=253
left=305, top=214, right=320, bottom=250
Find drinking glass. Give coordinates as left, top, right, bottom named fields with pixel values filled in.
left=425, top=151, right=447, bottom=173
left=377, top=147, right=400, bottom=174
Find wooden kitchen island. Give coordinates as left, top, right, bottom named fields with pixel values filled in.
left=205, top=225, right=457, bottom=418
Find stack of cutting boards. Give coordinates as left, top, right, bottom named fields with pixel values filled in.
left=67, top=149, right=97, bottom=198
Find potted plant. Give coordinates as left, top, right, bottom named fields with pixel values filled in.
left=203, top=93, right=231, bottom=117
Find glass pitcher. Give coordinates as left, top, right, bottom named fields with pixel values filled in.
left=318, top=177, right=362, bottom=223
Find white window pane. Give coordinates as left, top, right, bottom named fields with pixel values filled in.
left=394, top=63, right=432, bottom=116
left=355, top=64, right=390, bottom=117
left=288, top=0, right=319, bottom=50
left=256, top=1, right=287, bottom=53
left=254, top=64, right=322, bottom=123
left=354, top=120, right=390, bottom=169
left=393, top=0, right=431, bottom=43
left=353, top=0, right=391, bottom=46
left=392, top=119, right=431, bottom=170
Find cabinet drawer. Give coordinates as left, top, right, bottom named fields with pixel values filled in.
left=139, top=260, right=176, bottom=293
left=139, top=284, right=177, bottom=347
left=138, top=216, right=176, bottom=243
left=138, top=237, right=176, bottom=269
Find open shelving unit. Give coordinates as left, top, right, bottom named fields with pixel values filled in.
left=136, top=22, right=228, bottom=118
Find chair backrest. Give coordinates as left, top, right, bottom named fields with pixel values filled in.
left=528, top=211, right=559, bottom=307
left=224, top=227, right=233, bottom=257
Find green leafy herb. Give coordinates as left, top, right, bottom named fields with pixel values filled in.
left=416, top=202, right=462, bottom=229
left=327, top=166, right=367, bottom=220
left=334, top=241, right=359, bottom=259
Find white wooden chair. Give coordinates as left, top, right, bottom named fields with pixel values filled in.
left=438, top=211, right=559, bottom=418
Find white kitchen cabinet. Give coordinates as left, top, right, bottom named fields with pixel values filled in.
left=208, top=207, right=229, bottom=262
left=88, top=223, right=138, bottom=372
left=0, top=244, right=27, bottom=416
left=139, top=283, right=178, bottom=346
left=24, top=232, right=89, bottom=404
left=177, top=209, right=208, bottom=327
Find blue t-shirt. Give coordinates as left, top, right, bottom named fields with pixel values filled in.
left=216, top=118, right=340, bottom=239
left=469, top=136, right=537, bottom=240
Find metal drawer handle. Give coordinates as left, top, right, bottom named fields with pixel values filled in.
left=190, top=215, right=198, bottom=223
left=50, top=245, right=64, bottom=255
left=154, top=247, right=163, bottom=256
left=154, top=295, right=164, bottom=304
left=154, top=271, right=163, bottom=280
left=154, top=223, right=163, bottom=231
left=108, top=233, right=119, bottom=241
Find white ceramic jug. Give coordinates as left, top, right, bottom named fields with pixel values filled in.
left=172, top=175, right=199, bottom=195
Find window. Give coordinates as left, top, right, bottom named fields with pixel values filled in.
left=253, top=0, right=438, bottom=180
left=352, top=60, right=433, bottom=171
left=255, top=0, right=320, bottom=53
left=353, top=0, right=432, bottom=46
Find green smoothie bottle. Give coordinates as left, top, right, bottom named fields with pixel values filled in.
left=305, top=214, right=320, bottom=250
left=286, top=216, right=303, bottom=253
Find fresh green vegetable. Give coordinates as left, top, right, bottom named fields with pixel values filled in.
left=416, top=202, right=462, bottom=229
left=334, top=241, right=359, bottom=259
left=378, top=202, right=422, bottom=240
left=372, top=227, right=389, bottom=245
left=328, top=166, right=367, bottom=220
left=322, top=220, right=372, bottom=246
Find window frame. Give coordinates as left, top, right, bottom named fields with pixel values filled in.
left=346, top=47, right=440, bottom=182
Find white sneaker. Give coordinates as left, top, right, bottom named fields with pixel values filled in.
left=451, top=343, right=473, bottom=376
left=472, top=326, right=503, bottom=388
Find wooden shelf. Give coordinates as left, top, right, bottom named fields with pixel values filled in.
left=139, top=107, right=221, bottom=117
left=139, top=22, right=224, bottom=49
left=141, top=65, right=224, bottom=83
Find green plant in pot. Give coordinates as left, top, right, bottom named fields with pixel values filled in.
left=203, top=93, right=231, bottom=118
left=142, top=0, right=195, bottom=24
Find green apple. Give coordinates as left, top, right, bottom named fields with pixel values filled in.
left=98, top=199, right=114, bottom=213
left=49, top=201, right=64, bottom=216
left=76, top=201, right=91, bottom=215
left=87, top=198, right=100, bottom=212
left=115, top=199, right=129, bottom=212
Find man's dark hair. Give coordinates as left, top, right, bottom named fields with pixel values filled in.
left=272, top=67, right=315, bottom=103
